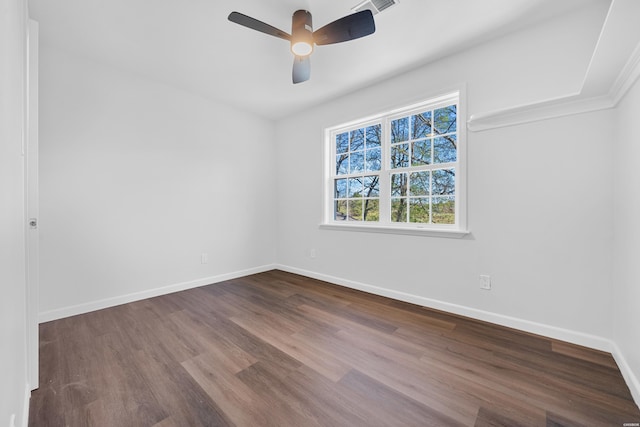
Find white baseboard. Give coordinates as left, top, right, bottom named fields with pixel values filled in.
left=21, top=382, right=30, bottom=427
left=38, top=264, right=277, bottom=323
left=611, top=342, right=640, bottom=409
left=275, top=264, right=613, bottom=352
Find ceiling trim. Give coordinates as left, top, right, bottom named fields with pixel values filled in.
left=610, top=40, right=640, bottom=105
left=467, top=0, right=640, bottom=132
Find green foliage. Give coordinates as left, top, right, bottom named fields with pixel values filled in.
left=364, top=199, right=379, bottom=221
left=391, top=198, right=407, bottom=222
left=432, top=198, right=455, bottom=224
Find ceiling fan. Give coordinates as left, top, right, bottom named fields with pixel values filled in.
left=228, top=9, right=376, bottom=84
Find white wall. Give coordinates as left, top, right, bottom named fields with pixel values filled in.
left=38, top=46, right=278, bottom=319
left=0, top=0, right=29, bottom=425
left=613, top=74, right=640, bottom=402
left=275, top=1, right=615, bottom=346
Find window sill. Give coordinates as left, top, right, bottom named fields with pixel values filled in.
left=319, top=223, right=470, bottom=238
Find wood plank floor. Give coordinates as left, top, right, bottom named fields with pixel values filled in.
left=29, top=270, right=640, bottom=426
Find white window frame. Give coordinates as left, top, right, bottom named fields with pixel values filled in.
left=321, top=89, right=468, bottom=238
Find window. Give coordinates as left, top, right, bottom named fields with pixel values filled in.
left=323, top=91, right=467, bottom=237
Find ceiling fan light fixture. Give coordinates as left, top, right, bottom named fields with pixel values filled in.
left=291, top=40, right=313, bottom=56
left=290, top=10, right=314, bottom=56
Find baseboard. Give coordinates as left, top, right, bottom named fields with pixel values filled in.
left=21, top=382, right=30, bottom=427
left=38, top=264, right=277, bottom=323
left=275, top=264, right=613, bottom=352
left=611, top=342, right=640, bottom=409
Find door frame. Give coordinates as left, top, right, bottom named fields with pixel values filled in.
left=26, top=18, right=39, bottom=391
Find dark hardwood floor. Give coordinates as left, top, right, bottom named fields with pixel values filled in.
left=29, top=270, right=640, bottom=426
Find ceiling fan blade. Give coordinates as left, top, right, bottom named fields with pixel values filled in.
left=292, top=56, right=310, bottom=84
left=313, top=10, right=375, bottom=46
left=228, top=12, right=291, bottom=41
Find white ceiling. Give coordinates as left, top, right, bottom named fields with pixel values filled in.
left=28, top=0, right=601, bottom=120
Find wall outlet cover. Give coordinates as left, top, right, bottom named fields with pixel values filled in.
left=480, top=275, right=491, bottom=290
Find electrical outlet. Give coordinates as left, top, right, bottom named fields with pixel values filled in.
left=309, top=248, right=317, bottom=259
left=10, top=414, right=16, bottom=427
left=201, top=253, right=208, bottom=264
left=479, top=275, right=491, bottom=290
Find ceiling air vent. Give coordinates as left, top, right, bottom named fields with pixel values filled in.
left=352, top=0, right=398, bottom=15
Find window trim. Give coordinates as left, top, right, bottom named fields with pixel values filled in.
left=319, top=223, right=470, bottom=238
left=322, top=88, right=468, bottom=237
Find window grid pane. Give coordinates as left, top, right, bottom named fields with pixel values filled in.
left=333, top=122, right=383, bottom=223
left=330, top=96, right=459, bottom=228
left=389, top=169, right=455, bottom=225
left=390, top=103, right=457, bottom=171
left=333, top=174, right=380, bottom=222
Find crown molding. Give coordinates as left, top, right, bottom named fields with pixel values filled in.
left=467, top=93, right=612, bottom=132
left=468, top=0, right=640, bottom=132
left=610, top=40, right=640, bottom=105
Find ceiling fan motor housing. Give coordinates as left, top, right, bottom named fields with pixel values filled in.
left=291, top=10, right=314, bottom=56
